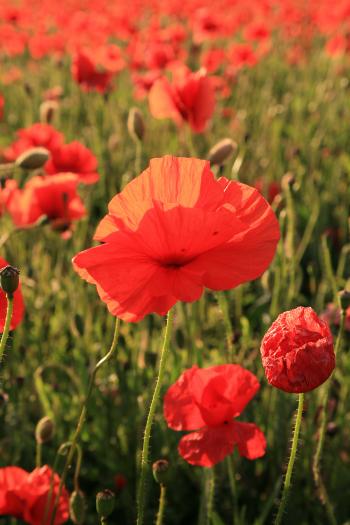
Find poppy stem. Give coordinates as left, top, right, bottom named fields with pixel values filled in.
left=0, top=293, right=14, bottom=366
left=284, top=181, right=296, bottom=304
left=206, top=468, right=216, bottom=525
left=137, top=308, right=175, bottom=525
left=135, top=139, right=142, bottom=176
left=155, top=484, right=166, bottom=525
left=49, top=317, right=120, bottom=525
left=312, top=308, right=345, bottom=525
left=226, top=456, right=240, bottom=525
left=217, top=292, right=234, bottom=360
left=274, top=392, right=304, bottom=525
left=36, top=441, right=42, bottom=468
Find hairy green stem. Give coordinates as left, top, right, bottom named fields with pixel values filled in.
left=50, top=317, right=120, bottom=525
left=36, top=441, right=42, bottom=468
left=206, top=469, right=215, bottom=525
left=217, top=292, right=234, bottom=360
left=274, top=393, right=304, bottom=525
left=155, top=485, right=167, bottom=525
left=227, top=456, right=240, bottom=525
left=137, top=309, right=175, bottom=525
left=0, top=294, right=14, bottom=365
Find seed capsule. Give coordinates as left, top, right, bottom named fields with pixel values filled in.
left=96, top=490, right=115, bottom=518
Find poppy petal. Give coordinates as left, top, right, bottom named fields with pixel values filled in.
left=231, top=421, right=267, bottom=459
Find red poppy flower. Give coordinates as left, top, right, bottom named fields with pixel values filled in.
left=0, top=256, right=24, bottom=331
left=260, top=307, right=335, bottom=393
left=73, top=156, right=279, bottom=322
left=0, top=465, right=69, bottom=525
left=3, top=124, right=64, bottom=163
left=148, top=66, right=215, bottom=133
left=45, top=141, right=99, bottom=184
left=227, top=43, right=258, bottom=71
left=71, top=49, right=114, bottom=93
left=164, top=365, right=266, bottom=467
left=7, top=174, right=86, bottom=234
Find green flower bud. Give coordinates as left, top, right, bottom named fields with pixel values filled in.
left=152, top=459, right=170, bottom=485
left=127, top=107, right=145, bottom=142
left=96, top=490, right=115, bottom=518
left=0, top=265, right=20, bottom=296
left=70, top=490, right=86, bottom=525
left=208, top=138, right=237, bottom=166
left=339, top=290, right=350, bottom=311
left=35, top=416, right=55, bottom=444
left=15, top=147, right=50, bottom=170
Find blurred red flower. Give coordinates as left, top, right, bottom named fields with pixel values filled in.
left=45, top=141, right=99, bottom=184
left=320, top=303, right=350, bottom=332
left=7, top=174, right=86, bottom=235
left=3, top=124, right=64, bottom=162
left=149, top=66, right=215, bottom=133
left=71, top=49, right=114, bottom=93
left=164, top=365, right=266, bottom=467
left=73, top=155, right=279, bottom=322
left=261, top=307, right=335, bottom=393
left=0, top=465, right=69, bottom=524
left=0, top=256, right=24, bottom=331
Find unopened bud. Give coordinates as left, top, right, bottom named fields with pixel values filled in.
left=96, top=490, right=115, bottom=518
left=339, top=290, right=350, bottom=311
left=0, top=265, right=19, bottom=296
left=127, top=107, right=145, bottom=142
left=152, top=459, right=170, bottom=485
left=40, top=100, right=58, bottom=124
left=35, top=416, right=55, bottom=444
left=70, top=490, right=86, bottom=524
left=208, top=138, right=237, bottom=166
left=281, top=172, right=295, bottom=191
left=15, top=147, right=50, bottom=170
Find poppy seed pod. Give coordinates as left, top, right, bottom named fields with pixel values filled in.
left=152, top=459, right=170, bottom=485
left=15, top=147, right=50, bottom=170
left=35, top=416, right=55, bottom=444
left=70, top=490, right=86, bottom=524
left=96, top=490, right=115, bottom=518
left=0, top=265, right=20, bottom=296
left=127, top=107, right=145, bottom=142
left=208, top=138, right=237, bottom=166
left=260, top=307, right=335, bottom=393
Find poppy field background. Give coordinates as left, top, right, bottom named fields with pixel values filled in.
left=1, top=0, right=350, bottom=524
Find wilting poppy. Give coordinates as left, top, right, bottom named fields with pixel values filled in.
left=148, top=66, right=215, bottom=133
left=0, top=256, right=24, bottom=331
left=0, top=465, right=69, bottom=525
left=260, top=306, right=335, bottom=393
left=45, top=141, right=99, bottom=184
left=73, top=155, right=279, bottom=322
left=164, top=364, right=266, bottom=467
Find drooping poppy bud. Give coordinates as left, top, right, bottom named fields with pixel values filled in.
left=40, top=100, right=59, bottom=124
left=96, top=490, right=115, bottom=518
left=35, top=416, right=55, bottom=444
left=70, top=489, right=86, bottom=524
left=260, top=306, right=335, bottom=393
left=208, top=138, right=237, bottom=166
left=15, top=147, right=50, bottom=170
left=339, top=290, right=350, bottom=311
left=0, top=265, right=20, bottom=296
left=152, top=459, right=170, bottom=485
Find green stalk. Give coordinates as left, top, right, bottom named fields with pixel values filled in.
left=50, top=317, right=120, bottom=525
left=155, top=485, right=167, bottom=525
left=217, top=292, right=234, bottom=360
left=274, top=393, right=304, bottom=525
left=0, top=294, right=14, bottom=365
left=137, top=309, right=175, bottom=525
left=226, top=456, right=240, bottom=525
left=206, top=469, right=215, bottom=525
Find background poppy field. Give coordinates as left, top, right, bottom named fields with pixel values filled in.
left=1, top=0, right=350, bottom=524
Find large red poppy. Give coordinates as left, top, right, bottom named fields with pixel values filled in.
left=0, top=465, right=69, bottom=525
left=164, top=365, right=266, bottom=467
left=148, top=66, right=215, bottom=133
left=45, top=141, right=99, bottom=184
left=0, top=256, right=24, bottom=331
left=73, top=155, right=279, bottom=322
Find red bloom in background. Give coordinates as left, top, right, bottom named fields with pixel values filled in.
left=227, top=43, right=258, bottom=71
left=0, top=257, right=24, bottom=331
left=321, top=303, right=350, bottom=332
left=71, top=49, right=114, bottom=93
left=45, top=141, right=99, bottom=184
left=73, top=156, right=279, bottom=322
left=164, top=365, right=266, bottom=467
left=0, top=465, right=69, bottom=524
left=149, top=66, right=215, bottom=133
left=261, top=307, right=335, bottom=393
left=3, top=124, right=64, bottom=162
left=7, top=174, right=86, bottom=235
